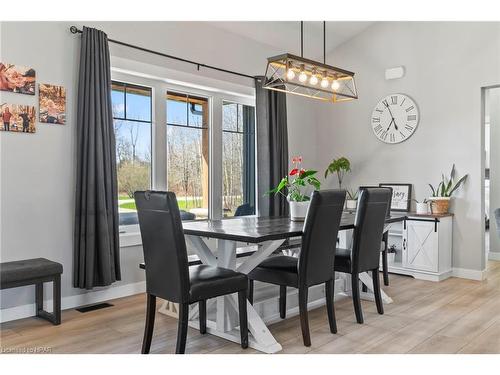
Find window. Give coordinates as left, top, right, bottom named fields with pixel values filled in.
left=222, top=102, right=256, bottom=217
left=111, top=81, right=152, bottom=223
left=166, top=92, right=210, bottom=220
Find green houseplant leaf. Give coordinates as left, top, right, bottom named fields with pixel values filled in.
left=428, top=165, right=468, bottom=198
left=324, top=157, right=351, bottom=189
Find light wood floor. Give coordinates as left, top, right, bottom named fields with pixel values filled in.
left=2, top=261, right=500, bottom=354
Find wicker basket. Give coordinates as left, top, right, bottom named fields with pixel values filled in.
left=429, top=198, right=450, bottom=215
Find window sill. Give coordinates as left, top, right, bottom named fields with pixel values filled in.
left=119, top=227, right=142, bottom=248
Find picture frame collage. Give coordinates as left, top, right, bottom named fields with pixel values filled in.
left=0, top=62, right=66, bottom=134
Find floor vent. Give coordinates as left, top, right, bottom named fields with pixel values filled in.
left=76, top=302, right=114, bottom=313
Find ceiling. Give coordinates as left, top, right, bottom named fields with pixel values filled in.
left=208, top=21, right=374, bottom=58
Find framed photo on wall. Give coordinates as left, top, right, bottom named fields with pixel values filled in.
left=379, top=183, right=412, bottom=212
left=39, top=83, right=66, bottom=124
left=0, top=62, right=36, bottom=95
left=0, top=103, right=36, bottom=133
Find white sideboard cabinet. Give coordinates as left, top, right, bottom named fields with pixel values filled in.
left=388, top=214, right=453, bottom=281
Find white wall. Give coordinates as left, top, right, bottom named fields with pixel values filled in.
left=315, top=22, right=500, bottom=273
left=0, top=21, right=318, bottom=320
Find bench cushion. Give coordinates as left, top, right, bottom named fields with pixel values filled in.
left=1, top=258, right=63, bottom=287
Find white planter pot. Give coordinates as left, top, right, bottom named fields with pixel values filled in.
left=346, top=199, right=357, bottom=210
left=289, top=200, right=310, bottom=221
left=387, top=252, right=396, bottom=264
left=416, top=202, right=428, bottom=215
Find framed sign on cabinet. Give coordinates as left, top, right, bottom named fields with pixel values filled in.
left=379, top=183, right=412, bottom=212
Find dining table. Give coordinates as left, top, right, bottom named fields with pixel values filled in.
left=155, top=212, right=406, bottom=353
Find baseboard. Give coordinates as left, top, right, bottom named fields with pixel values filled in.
left=488, top=252, right=500, bottom=261
left=451, top=267, right=486, bottom=281
left=0, top=281, right=146, bottom=323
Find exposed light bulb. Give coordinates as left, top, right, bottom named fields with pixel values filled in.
left=309, top=75, right=318, bottom=85
left=299, top=71, right=308, bottom=83
left=286, top=69, right=295, bottom=80
left=331, top=79, right=340, bottom=91
left=320, top=72, right=329, bottom=88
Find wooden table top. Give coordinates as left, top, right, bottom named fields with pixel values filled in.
left=182, top=212, right=407, bottom=243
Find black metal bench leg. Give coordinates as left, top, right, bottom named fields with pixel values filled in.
left=53, top=274, right=61, bottom=325
left=35, top=282, right=43, bottom=316
left=279, top=285, right=287, bottom=319
left=35, top=275, right=61, bottom=325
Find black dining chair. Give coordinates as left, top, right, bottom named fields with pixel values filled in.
left=334, top=187, right=391, bottom=324
left=134, top=191, right=249, bottom=354
left=247, top=189, right=346, bottom=347
left=380, top=186, right=393, bottom=286
left=359, top=185, right=392, bottom=287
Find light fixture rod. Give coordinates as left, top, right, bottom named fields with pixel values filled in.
left=323, top=21, right=326, bottom=64
left=300, top=21, right=304, bottom=58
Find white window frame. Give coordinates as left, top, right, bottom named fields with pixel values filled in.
left=111, top=69, right=256, bottom=247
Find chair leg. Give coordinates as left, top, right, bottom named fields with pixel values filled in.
left=176, top=302, right=189, bottom=354
left=279, top=285, right=287, bottom=319
left=325, top=279, right=337, bottom=334
left=238, top=290, right=249, bottom=349
left=351, top=273, right=364, bottom=324
left=141, top=293, right=156, bottom=354
left=298, top=287, right=311, bottom=347
left=382, top=250, right=389, bottom=286
left=248, top=279, right=254, bottom=305
left=53, top=275, right=61, bottom=325
left=382, top=232, right=390, bottom=286
left=199, top=300, right=207, bottom=334
left=372, top=268, right=384, bottom=315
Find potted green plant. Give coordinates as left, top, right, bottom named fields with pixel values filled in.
left=428, top=164, right=468, bottom=214
left=412, top=198, right=429, bottom=215
left=346, top=188, right=358, bottom=210
left=324, top=156, right=351, bottom=190
left=268, top=156, right=321, bottom=221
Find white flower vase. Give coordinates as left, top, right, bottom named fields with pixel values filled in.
left=289, top=200, right=310, bottom=221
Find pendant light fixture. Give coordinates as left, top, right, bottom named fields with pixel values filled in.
left=263, top=21, right=358, bottom=103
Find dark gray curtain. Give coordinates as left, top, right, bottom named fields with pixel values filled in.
left=74, top=27, right=121, bottom=289
left=242, top=105, right=256, bottom=213
left=255, top=76, right=289, bottom=217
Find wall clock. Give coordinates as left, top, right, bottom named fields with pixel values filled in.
left=371, top=93, right=419, bottom=144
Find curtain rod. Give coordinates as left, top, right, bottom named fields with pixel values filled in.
left=69, top=26, right=255, bottom=80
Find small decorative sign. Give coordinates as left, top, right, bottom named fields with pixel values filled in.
left=379, top=183, right=412, bottom=212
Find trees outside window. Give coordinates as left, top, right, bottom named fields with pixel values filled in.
left=222, top=102, right=255, bottom=217
left=111, top=82, right=152, bottom=214
left=166, top=92, right=209, bottom=220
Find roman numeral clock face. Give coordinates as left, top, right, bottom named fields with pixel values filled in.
left=371, top=94, right=419, bottom=144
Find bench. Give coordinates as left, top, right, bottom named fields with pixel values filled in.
left=0, top=258, right=63, bottom=325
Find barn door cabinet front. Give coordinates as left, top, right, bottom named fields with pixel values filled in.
left=402, top=215, right=453, bottom=281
